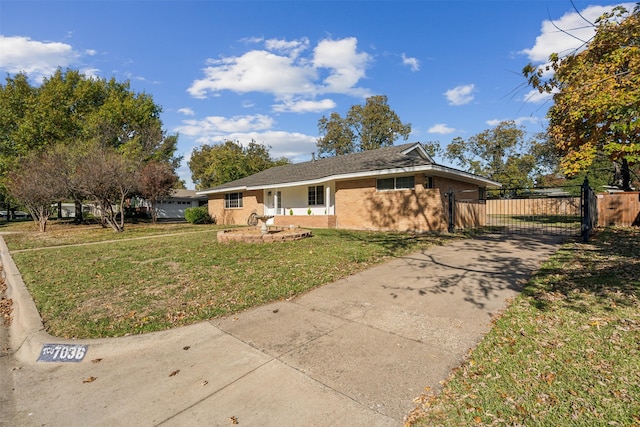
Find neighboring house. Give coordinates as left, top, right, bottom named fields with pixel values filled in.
left=197, top=143, right=501, bottom=232
left=153, top=189, right=208, bottom=219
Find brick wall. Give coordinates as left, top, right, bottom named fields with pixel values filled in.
left=208, top=190, right=263, bottom=225
left=333, top=174, right=478, bottom=232
left=273, top=215, right=337, bottom=228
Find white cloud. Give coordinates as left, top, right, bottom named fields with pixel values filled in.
left=176, top=114, right=274, bottom=137
left=272, top=97, right=336, bottom=113
left=81, top=68, right=101, bottom=79
left=486, top=116, right=546, bottom=127
left=428, top=123, right=455, bottom=134
left=188, top=37, right=372, bottom=102
left=188, top=49, right=317, bottom=99
left=265, top=37, right=309, bottom=58
left=312, top=37, right=371, bottom=95
left=0, top=35, right=79, bottom=80
left=444, top=84, right=475, bottom=106
left=522, top=88, right=555, bottom=104
left=178, top=107, right=196, bottom=116
left=401, top=53, right=420, bottom=72
left=521, top=3, right=635, bottom=63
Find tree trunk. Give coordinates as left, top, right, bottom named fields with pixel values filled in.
left=151, top=199, right=158, bottom=224
left=622, top=158, right=632, bottom=191
left=74, top=200, right=83, bottom=224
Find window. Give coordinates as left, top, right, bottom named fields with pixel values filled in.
left=224, top=192, right=243, bottom=209
left=376, top=178, right=394, bottom=191
left=396, top=176, right=415, bottom=189
left=308, top=186, right=324, bottom=206
left=425, top=176, right=434, bottom=189
left=376, top=176, right=415, bottom=191
left=478, top=187, right=486, bottom=200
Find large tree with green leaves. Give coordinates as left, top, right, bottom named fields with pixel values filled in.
left=0, top=69, right=180, bottom=171
left=316, top=95, right=411, bottom=156
left=523, top=5, right=640, bottom=190
left=189, top=140, right=290, bottom=190
left=0, top=68, right=181, bottom=220
left=445, top=120, right=542, bottom=188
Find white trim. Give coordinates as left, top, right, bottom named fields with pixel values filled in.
left=400, top=143, right=435, bottom=163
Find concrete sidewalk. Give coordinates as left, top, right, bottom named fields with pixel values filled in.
left=0, top=234, right=563, bottom=426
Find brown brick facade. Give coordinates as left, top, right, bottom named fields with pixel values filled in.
left=273, top=215, right=337, bottom=229
left=207, top=190, right=263, bottom=225
left=334, top=174, right=482, bottom=232
left=207, top=175, right=484, bottom=232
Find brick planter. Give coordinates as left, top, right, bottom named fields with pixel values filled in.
left=217, top=227, right=313, bottom=243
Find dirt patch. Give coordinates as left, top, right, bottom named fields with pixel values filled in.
left=0, top=266, right=12, bottom=326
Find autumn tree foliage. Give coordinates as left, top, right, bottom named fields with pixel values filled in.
left=316, top=95, right=411, bottom=157
left=189, top=140, right=290, bottom=190
left=523, top=6, right=640, bottom=190
left=76, top=144, right=138, bottom=233
left=7, top=151, right=65, bottom=232
left=138, top=162, right=178, bottom=224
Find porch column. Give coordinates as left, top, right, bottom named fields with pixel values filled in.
left=273, top=191, right=279, bottom=215
left=325, top=186, right=331, bottom=215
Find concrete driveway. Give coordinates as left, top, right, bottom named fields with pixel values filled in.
left=0, top=234, right=563, bottom=426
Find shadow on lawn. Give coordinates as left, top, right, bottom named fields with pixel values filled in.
left=524, top=228, right=640, bottom=312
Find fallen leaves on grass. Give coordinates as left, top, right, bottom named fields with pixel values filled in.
left=407, top=228, right=640, bottom=426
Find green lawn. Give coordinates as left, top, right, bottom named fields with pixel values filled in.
left=3, top=221, right=455, bottom=338
left=407, top=227, right=640, bottom=426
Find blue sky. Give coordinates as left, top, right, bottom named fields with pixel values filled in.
left=0, top=0, right=633, bottom=188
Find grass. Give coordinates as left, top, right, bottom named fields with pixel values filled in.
left=407, top=227, right=640, bottom=426
left=2, top=220, right=456, bottom=338
left=1, top=218, right=201, bottom=250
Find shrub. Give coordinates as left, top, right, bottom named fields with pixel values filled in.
left=185, top=206, right=214, bottom=224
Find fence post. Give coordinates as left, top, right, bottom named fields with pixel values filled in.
left=448, top=190, right=455, bottom=233
left=581, top=177, right=591, bottom=243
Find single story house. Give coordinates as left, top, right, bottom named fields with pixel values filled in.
left=153, top=189, right=208, bottom=219
left=197, top=142, right=501, bottom=232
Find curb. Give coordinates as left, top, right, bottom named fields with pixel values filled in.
left=0, top=236, right=51, bottom=362
left=0, top=236, right=226, bottom=364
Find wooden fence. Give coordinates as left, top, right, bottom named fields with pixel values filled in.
left=486, top=197, right=580, bottom=216
left=597, top=192, right=640, bottom=227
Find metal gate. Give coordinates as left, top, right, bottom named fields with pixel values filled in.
left=447, top=178, right=598, bottom=242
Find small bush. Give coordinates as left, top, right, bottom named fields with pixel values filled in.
left=185, top=206, right=214, bottom=224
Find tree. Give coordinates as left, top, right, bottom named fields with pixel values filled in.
left=0, top=69, right=181, bottom=207
left=445, top=121, right=540, bottom=188
left=138, top=161, right=178, bottom=224
left=316, top=95, right=411, bottom=156
left=6, top=151, right=65, bottom=232
left=523, top=6, right=640, bottom=190
left=188, top=140, right=290, bottom=189
left=77, top=144, right=137, bottom=232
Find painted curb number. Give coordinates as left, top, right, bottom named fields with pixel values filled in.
left=38, top=344, right=88, bottom=362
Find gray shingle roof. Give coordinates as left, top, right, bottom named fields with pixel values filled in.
left=200, top=143, right=428, bottom=191
left=198, top=142, right=500, bottom=193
